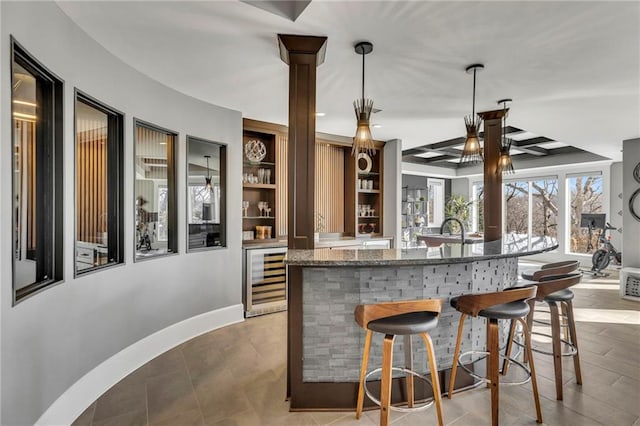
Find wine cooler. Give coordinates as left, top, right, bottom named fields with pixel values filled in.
left=243, top=246, right=287, bottom=317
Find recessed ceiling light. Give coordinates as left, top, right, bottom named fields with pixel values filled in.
left=372, top=124, right=382, bottom=128
left=315, top=112, right=325, bottom=117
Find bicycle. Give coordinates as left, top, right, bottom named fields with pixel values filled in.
left=591, top=222, right=622, bottom=274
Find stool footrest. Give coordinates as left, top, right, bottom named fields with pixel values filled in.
left=456, top=350, right=531, bottom=386
left=364, top=367, right=435, bottom=413
left=514, top=331, right=578, bottom=356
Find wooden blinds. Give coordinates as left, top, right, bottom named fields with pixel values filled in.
left=77, top=119, right=108, bottom=245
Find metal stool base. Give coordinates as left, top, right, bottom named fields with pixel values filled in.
left=364, top=367, right=435, bottom=413
left=515, top=331, right=578, bottom=357
left=457, top=350, right=531, bottom=386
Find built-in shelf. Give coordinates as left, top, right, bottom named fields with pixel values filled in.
left=243, top=216, right=275, bottom=219
left=358, top=171, right=380, bottom=177
left=358, top=189, right=380, bottom=194
left=243, top=183, right=276, bottom=190
left=358, top=216, right=380, bottom=219
left=243, top=160, right=275, bottom=166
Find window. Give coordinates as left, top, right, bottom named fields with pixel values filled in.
left=187, top=136, right=227, bottom=251
left=471, top=183, right=484, bottom=233
left=568, top=173, right=604, bottom=254
left=426, top=178, right=444, bottom=227
left=11, top=38, right=64, bottom=302
left=134, top=120, right=177, bottom=260
left=531, top=179, right=558, bottom=240
left=75, top=91, right=124, bottom=274
left=503, top=177, right=559, bottom=249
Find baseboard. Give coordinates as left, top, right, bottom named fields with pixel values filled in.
left=35, top=304, right=244, bottom=426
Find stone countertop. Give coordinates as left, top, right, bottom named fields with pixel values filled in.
left=285, top=235, right=557, bottom=266
left=242, top=239, right=288, bottom=249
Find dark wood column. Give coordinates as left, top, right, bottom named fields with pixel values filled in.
left=278, top=34, right=327, bottom=249
left=478, top=108, right=508, bottom=242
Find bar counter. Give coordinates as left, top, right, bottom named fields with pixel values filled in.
left=284, top=236, right=557, bottom=410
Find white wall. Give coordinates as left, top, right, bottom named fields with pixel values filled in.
left=623, top=138, right=640, bottom=268
left=383, top=139, right=402, bottom=245
left=610, top=162, right=623, bottom=251
left=1, top=3, right=243, bottom=425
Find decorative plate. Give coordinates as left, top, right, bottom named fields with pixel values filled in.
left=357, top=153, right=372, bottom=173
left=634, top=162, right=640, bottom=184
left=245, top=140, right=266, bottom=163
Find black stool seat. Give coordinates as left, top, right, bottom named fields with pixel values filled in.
left=544, top=289, right=574, bottom=302
left=450, top=297, right=529, bottom=320
left=368, top=312, right=439, bottom=335
left=479, top=301, right=530, bottom=320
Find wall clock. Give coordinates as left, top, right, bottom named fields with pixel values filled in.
left=634, top=162, right=640, bottom=184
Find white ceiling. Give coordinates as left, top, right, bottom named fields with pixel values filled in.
left=57, top=1, right=640, bottom=163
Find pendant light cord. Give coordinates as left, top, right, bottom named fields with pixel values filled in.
left=472, top=68, right=476, bottom=117
left=361, top=51, right=365, bottom=102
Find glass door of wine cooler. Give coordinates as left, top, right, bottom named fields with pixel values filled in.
left=244, top=246, right=287, bottom=317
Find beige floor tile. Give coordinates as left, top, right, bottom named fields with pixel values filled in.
left=92, top=374, right=147, bottom=423
left=150, top=408, right=204, bottom=426
left=146, top=371, right=199, bottom=424
left=92, top=409, right=147, bottom=426
left=70, top=402, right=95, bottom=426
left=72, top=270, right=639, bottom=426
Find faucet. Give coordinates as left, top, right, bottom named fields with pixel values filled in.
left=440, top=218, right=466, bottom=244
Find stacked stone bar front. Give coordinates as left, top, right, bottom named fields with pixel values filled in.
left=301, top=258, right=518, bottom=382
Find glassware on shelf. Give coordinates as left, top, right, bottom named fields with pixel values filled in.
left=258, top=201, right=265, bottom=217
left=266, top=207, right=271, bottom=217
left=242, top=200, right=249, bottom=217
left=258, top=168, right=265, bottom=184
left=265, top=169, right=271, bottom=184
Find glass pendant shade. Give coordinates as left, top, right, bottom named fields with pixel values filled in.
left=352, top=98, right=374, bottom=156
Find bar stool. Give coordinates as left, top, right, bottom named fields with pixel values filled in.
left=521, top=260, right=580, bottom=281
left=448, top=287, right=542, bottom=426
left=507, top=272, right=583, bottom=400
left=355, top=299, right=444, bottom=426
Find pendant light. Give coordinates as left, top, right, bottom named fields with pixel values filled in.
left=204, top=155, right=212, bottom=190
left=460, top=64, right=484, bottom=164
left=352, top=41, right=375, bottom=157
left=496, top=98, right=515, bottom=175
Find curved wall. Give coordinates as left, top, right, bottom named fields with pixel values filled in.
left=0, top=3, right=243, bottom=424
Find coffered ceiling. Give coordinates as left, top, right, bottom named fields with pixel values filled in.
left=57, top=1, right=639, bottom=168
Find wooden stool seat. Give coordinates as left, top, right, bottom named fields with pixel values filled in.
left=521, top=260, right=580, bottom=281
left=355, top=299, right=444, bottom=426
left=448, top=287, right=543, bottom=426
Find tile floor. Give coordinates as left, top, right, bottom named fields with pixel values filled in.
left=73, top=269, right=640, bottom=425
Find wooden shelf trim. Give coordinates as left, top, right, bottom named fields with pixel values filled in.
left=243, top=183, right=276, bottom=189
left=358, top=189, right=380, bottom=194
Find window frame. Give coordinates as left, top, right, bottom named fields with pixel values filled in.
left=74, top=89, right=125, bottom=276
left=10, top=37, right=64, bottom=304
left=565, top=171, right=604, bottom=255
left=133, top=118, right=178, bottom=262
left=185, top=135, right=227, bottom=252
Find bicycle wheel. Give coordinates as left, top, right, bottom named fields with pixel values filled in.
left=592, top=249, right=609, bottom=271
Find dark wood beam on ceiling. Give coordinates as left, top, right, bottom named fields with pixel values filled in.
left=478, top=108, right=508, bottom=243
left=513, top=136, right=554, bottom=147
left=402, top=155, right=458, bottom=168
left=278, top=34, right=327, bottom=250
left=511, top=146, right=548, bottom=156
